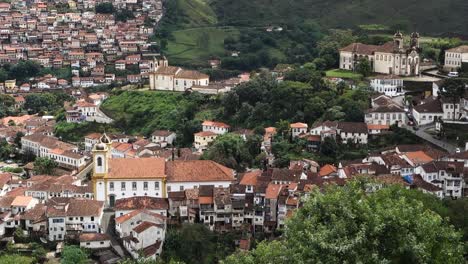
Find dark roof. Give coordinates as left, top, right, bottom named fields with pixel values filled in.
left=367, top=104, right=405, bottom=113
left=337, top=122, right=368, bottom=134
left=413, top=98, right=442, bottom=113
left=114, top=197, right=168, bottom=211
left=271, top=168, right=302, bottom=182
left=198, top=185, right=214, bottom=197
left=421, top=161, right=464, bottom=174
left=412, top=174, right=442, bottom=192
left=142, top=241, right=162, bottom=257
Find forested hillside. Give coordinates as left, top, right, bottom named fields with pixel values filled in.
left=162, top=0, right=468, bottom=34
left=157, top=0, right=468, bottom=68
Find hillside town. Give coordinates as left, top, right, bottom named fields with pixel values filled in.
left=0, top=0, right=467, bottom=263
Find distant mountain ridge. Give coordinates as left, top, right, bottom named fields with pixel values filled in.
left=166, top=0, right=468, bottom=35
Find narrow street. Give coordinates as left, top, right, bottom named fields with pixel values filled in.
left=402, top=124, right=457, bottom=153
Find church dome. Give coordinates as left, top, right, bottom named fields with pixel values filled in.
left=100, top=133, right=111, bottom=144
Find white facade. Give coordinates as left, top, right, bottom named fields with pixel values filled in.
left=166, top=181, right=232, bottom=193
left=365, top=109, right=406, bottom=126
left=80, top=239, right=111, bottom=249
left=444, top=46, right=468, bottom=72
left=104, top=179, right=165, bottom=200
left=339, top=32, right=420, bottom=76
left=370, top=78, right=404, bottom=97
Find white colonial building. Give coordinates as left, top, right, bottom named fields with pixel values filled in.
left=148, top=58, right=209, bottom=92
left=202, top=120, right=230, bottom=135
left=92, top=134, right=235, bottom=207
left=365, top=104, right=406, bottom=126
left=444, top=45, right=468, bottom=72
left=370, top=77, right=404, bottom=97
left=340, top=32, right=420, bottom=76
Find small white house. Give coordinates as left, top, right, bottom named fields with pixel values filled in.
left=202, top=121, right=230, bottom=135
left=79, top=233, right=111, bottom=249
left=151, top=130, right=176, bottom=145
left=290, top=122, right=308, bottom=138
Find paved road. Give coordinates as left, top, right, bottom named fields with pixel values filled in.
left=402, top=124, right=457, bottom=153
left=101, top=211, right=126, bottom=258
left=76, top=161, right=93, bottom=181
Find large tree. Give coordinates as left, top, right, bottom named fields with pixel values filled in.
left=222, top=179, right=464, bottom=264
left=201, top=133, right=253, bottom=171
left=356, top=57, right=372, bottom=77
left=33, top=157, right=58, bottom=175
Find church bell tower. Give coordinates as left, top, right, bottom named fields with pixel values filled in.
left=92, top=133, right=112, bottom=201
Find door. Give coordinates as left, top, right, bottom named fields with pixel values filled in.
left=109, top=194, right=115, bottom=207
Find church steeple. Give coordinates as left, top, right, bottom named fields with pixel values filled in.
left=92, top=133, right=112, bottom=177
left=393, top=31, right=404, bottom=50
left=410, top=32, right=420, bottom=48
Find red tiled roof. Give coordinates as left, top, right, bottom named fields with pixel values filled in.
left=166, top=160, right=234, bottom=182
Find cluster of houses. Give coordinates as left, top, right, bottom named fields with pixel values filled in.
left=65, top=92, right=113, bottom=123
left=0, top=126, right=466, bottom=261
left=0, top=0, right=163, bottom=92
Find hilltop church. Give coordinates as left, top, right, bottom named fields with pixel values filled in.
left=147, top=57, right=210, bottom=91
left=339, top=32, right=421, bottom=76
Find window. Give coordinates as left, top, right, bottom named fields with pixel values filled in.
left=121, top=182, right=126, bottom=191
left=109, top=182, right=114, bottom=191
left=132, top=182, right=137, bottom=190
left=80, top=217, right=84, bottom=221
left=167, top=186, right=171, bottom=192
left=143, top=182, right=148, bottom=190
left=91, top=216, right=94, bottom=221
left=155, top=182, right=160, bottom=190
left=180, top=186, right=184, bottom=191
left=97, top=157, right=102, bottom=166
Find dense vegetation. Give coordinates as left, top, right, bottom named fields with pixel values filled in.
left=222, top=179, right=465, bottom=264
left=214, top=0, right=468, bottom=34
left=162, top=224, right=239, bottom=263
left=156, top=0, right=468, bottom=69
left=100, top=90, right=207, bottom=146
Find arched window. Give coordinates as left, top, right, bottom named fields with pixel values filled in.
left=97, top=157, right=102, bottom=167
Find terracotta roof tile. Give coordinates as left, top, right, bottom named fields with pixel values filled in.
left=133, top=221, right=163, bottom=233
left=166, top=160, right=234, bottom=182
left=114, top=196, right=168, bottom=211
left=107, top=158, right=166, bottom=179
left=79, top=233, right=111, bottom=242
left=239, top=170, right=261, bottom=186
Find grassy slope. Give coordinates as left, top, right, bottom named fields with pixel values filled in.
left=100, top=91, right=196, bottom=135
left=166, top=27, right=240, bottom=65
left=162, top=0, right=468, bottom=66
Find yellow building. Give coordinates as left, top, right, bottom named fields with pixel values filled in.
left=4, top=80, right=16, bottom=93
left=193, top=131, right=218, bottom=152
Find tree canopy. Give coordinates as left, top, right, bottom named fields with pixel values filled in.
left=222, top=179, right=465, bottom=264
left=201, top=133, right=261, bottom=171
left=61, top=245, right=89, bottom=264
left=33, top=157, right=58, bottom=175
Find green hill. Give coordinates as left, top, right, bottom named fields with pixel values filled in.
left=212, top=0, right=468, bottom=34
left=158, top=0, right=468, bottom=67
left=163, top=0, right=468, bottom=35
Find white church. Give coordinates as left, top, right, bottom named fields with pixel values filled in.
left=91, top=134, right=235, bottom=207
left=339, top=32, right=421, bottom=76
